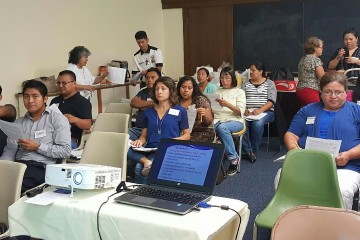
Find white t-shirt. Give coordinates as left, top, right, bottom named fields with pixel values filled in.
left=132, top=45, right=163, bottom=75
left=66, top=63, right=95, bottom=99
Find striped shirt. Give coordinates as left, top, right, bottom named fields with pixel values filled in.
left=242, top=79, right=277, bottom=111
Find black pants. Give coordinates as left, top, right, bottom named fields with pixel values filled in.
left=16, top=160, right=45, bottom=194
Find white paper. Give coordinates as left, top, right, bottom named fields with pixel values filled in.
left=205, top=94, right=223, bottom=110
left=0, top=119, right=25, bottom=140
left=305, top=137, right=341, bottom=157
left=128, top=141, right=157, bottom=152
left=71, top=149, right=83, bottom=159
left=108, top=66, right=127, bottom=84
left=186, top=104, right=197, bottom=133
left=245, top=112, right=267, bottom=121
left=273, top=155, right=286, bottom=162
left=129, top=72, right=142, bottom=83
left=131, top=146, right=157, bottom=152
left=24, top=191, right=68, bottom=205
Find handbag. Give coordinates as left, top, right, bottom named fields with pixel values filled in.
left=270, top=68, right=294, bottom=81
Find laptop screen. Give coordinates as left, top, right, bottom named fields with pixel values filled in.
left=148, top=138, right=225, bottom=195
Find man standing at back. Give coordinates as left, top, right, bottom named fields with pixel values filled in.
left=50, top=70, right=92, bottom=149
left=132, top=31, right=163, bottom=88
left=129, top=68, right=161, bottom=141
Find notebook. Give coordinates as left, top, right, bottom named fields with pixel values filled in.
left=115, top=138, right=225, bottom=214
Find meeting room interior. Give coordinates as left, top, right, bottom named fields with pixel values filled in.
left=1, top=0, right=360, bottom=240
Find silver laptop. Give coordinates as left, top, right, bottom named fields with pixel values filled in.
left=115, top=138, right=225, bottom=214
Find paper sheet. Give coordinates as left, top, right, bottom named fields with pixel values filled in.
left=108, top=66, right=127, bottom=84
left=131, top=146, right=157, bottom=152
left=0, top=119, right=25, bottom=140
left=205, top=94, right=223, bottom=110
left=25, top=190, right=68, bottom=205
left=128, top=141, right=157, bottom=152
left=71, top=149, right=83, bottom=159
left=245, top=112, right=267, bottom=121
left=305, top=137, right=341, bottom=157
left=187, top=104, right=197, bottom=133
left=273, top=155, right=286, bottom=162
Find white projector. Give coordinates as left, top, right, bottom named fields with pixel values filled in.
left=45, top=164, right=121, bottom=190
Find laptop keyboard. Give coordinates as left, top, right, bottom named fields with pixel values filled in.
left=131, top=187, right=207, bottom=205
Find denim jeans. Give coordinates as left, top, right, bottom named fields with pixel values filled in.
left=214, top=120, right=244, bottom=161
left=242, top=111, right=275, bottom=153
left=127, top=148, right=155, bottom=184
left=128, top=127, right=142, bottom=141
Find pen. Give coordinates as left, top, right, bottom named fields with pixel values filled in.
left=200, top=114, right=203, bottom=122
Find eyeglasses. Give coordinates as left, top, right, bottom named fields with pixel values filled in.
left=56, top=81, right=74, bottom=87
left=322, top=90, right=344, bottom=96
left=317, top=46, right=324, bottom=49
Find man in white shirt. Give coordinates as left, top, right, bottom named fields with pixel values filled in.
left=132, top=31, right=163, bottom=88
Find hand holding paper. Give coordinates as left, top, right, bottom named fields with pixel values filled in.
left=0, top=120, right=25, bottom=140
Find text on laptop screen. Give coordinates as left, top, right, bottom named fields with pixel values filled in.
left=158, top=144, right=213, bottom=186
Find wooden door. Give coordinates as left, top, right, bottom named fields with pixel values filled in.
left=183, top=6, right=233, bottom=75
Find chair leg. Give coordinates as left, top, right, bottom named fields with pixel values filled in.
left=237, top=135, right=243, bottom=172
left=266, top=122, right=270, bottom=158
left=252, top=222, right=258, bottom=240
left=220, top=161, right=227, bottom=179
left=352, top=188, right=359, bottom=211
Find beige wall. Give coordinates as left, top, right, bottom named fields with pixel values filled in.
left=0, top=0, right=183, bottom=116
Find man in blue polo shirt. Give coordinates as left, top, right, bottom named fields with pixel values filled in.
left=50, top=70, right=92, bottom=149
left=129, top=67, right=161, bottom=140
left=132, top=31, right=163, bottom=88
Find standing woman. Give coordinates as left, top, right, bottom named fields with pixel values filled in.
left=213, top=66, right=246, bottom=176
left=197, top=67, right=217, bottom=94
left=328, top=28, right=360, bottom=79
left=128, top=77, right=190, bottom=183
left=177, top=76, right=215, bottom=143
left=66, top=46, right=107, bottom=99
left=296, top=37, right=325, bottom=106
left=242, top=61, right=277, bottom=162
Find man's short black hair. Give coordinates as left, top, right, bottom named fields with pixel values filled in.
left=22, top=79, right=48, bottom=97
left=58, top=70, right=77, bottom=82
left=146, top=67, right=161, bottom=78
left=135, top=31, right=147, bottom=40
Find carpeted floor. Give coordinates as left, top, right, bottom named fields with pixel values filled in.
left=213, top=137, right=287, bottom=240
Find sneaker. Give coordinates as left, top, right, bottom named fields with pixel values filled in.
left=227, top=163, right=238, bottom=176
left=248, top=152, right=257, bottom=163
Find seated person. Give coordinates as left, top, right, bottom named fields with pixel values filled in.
left=196, top=67, right=217, bottom=94
left=128, top=77, right=190, bottom=184
left=0, top=85, right=17, bottom=156
left=352, top=76, right=360, bottom=104
left=0, top=80, right=71, bottom=193
left=213, top=66, right=246, bottom=176
left=129, top=67, right=161, bottom=141
left=50, top=70, right=92, bottom=149
left=177, top=75, right=215, bottom=143
left=242, top=61, right=277, bottom=162
left=276, top=72, right=360, bottom=209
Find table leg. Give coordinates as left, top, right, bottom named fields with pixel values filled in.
left=126, top=85, right=130, bottom=99
left=97, top=89, right=102, bottom=113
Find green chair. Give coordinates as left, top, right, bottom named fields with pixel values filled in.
left=253, top=149, right=344, bottom=240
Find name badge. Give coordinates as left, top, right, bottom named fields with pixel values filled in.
left=169, top=108, right=180, bottom=116
left=35, top=130, right=46, bottom=138
left=147, top=98, right=152, bottom=101
left=306, top=116, right=315, bottom=124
